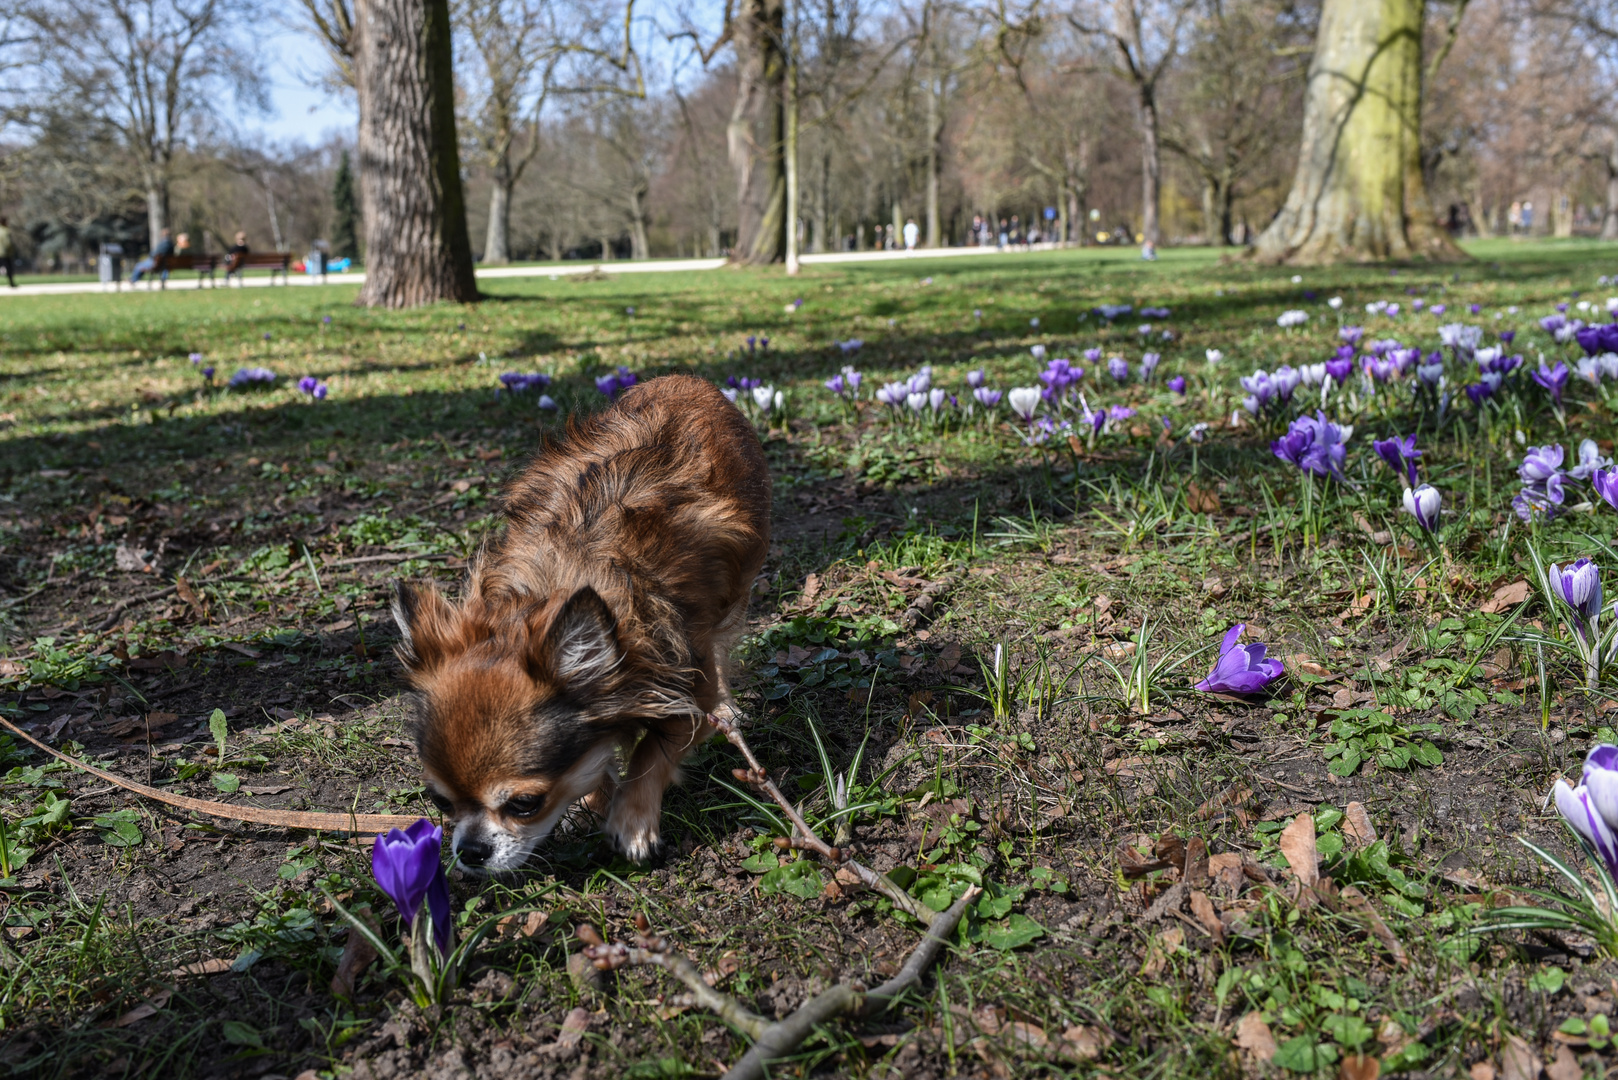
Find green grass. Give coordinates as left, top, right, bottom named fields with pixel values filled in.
left=4, top=238, right=1618, bottom=1078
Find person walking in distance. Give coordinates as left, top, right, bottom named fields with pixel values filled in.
left=903, top=218, right=919, bottom=251
left=0, top=217, right=16, bottom=287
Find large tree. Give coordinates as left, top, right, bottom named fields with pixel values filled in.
left=728, top=0, right=788, bottom=264
left=23, top=0, right=256, bottom=250
left=1253, top=0, right=1465, bottom=263
left=353, top=0, right=479, bottom=306
left=1070, top=0, right=1197, bottom=247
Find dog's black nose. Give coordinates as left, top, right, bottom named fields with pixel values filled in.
left=457, top=838, right=493, bottom=868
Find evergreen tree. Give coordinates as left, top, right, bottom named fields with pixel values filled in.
left=332, top=150, right=360, bottom=261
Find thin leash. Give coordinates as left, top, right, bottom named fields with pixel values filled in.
left=0, top=714, right=423, bottom=834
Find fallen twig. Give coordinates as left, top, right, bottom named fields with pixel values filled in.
left=579, top=891, right=978, bottom=1080
left=327, top=552, right=453, bottom=566
left=95, top=586, right=177, bottom=632
left=722, top=886, right=979, bottom=1080
left=709, top=713, right=937, bottom=923
left=579, top=917, right=769, bottom=1039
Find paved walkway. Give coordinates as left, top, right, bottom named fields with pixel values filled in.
left=0, top=244, right=1066, bottom=298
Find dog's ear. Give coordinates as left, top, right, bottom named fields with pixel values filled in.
left=392, top=581, right=459, bottom=672
left=530, top=586, right=622, bottom=688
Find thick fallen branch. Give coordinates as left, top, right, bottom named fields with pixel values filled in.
left=579, top=889, right=979, bottom=1080
left=710, top=713, right=938, bottom=923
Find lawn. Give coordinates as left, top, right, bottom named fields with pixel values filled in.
left=3, top=237, right=1618, bottom=1079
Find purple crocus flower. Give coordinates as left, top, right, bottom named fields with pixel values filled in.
left=1595, top=466, right=1618, bottom=511
left=1520, top=443, right=1566, bottom=484
left=1403, top=484, right=1440, bottom=531
left=1271, top=411, right=1350, bottom=481
left=1575, top=324, right=1618, bottom=356
left=1431, top=304, right=1446, bottom=315
left=323, top=315, right=333, bottom=325
left=836, top=338, right=864, bottom=354
left=1167, top=375, right=1186, bottom=395
left=1362, top=354, right=1397, bottom=382
left=373, top=818, right=452, bottom=955
left=1542, top=314, right=1568, bottom=335
left=1194, top=624, right=1285, bottom=695
left=1107, top=356, right=1129, bottom=383
left=1083, top=347, right=1103, bottom=363
left=1533, top=360, right=1571, bottom=405
left=1107, top=404, right=1136, bottom=422
left=973, top=386, right=1002, bottom=408
left=1554, top=745, right=1618, bottom=880
left=1572, top=439, right=1612, bottom=480
left=1549, top=557, right=1603, bottom=643
left=1499, top=330, right=1516, bottom=344
left=1339, top=326, right=1364, bottom=346
left=966, top=368, right=986, bottom=389
left=1240, top=370, right=1275, bottom=414
left=824, top=373, right=849, bottom=396
left=1416, top=353, right=1445, bottom=386
left=228, top=366, right=276, bottom=388
left=189, top=352, right=204, bottom=364
left=1271, top=365, right=1302, bottom=402
left=201, top=366, right=215, bottom=380
left=1139, top=352, right=1161, bottom=381
left=298, top=376, right=328, bottom=398
left=1373, top=434, right=1421, bottom=485
left=876, top=382, right=908, bottom=407
left=596, top=366, right=636, bottom=398
left=1031, top=344, right=1048, bottom=361
left=1324, top=354, right=1353, bottom=384
left=500, top=372, right=551, bottom=393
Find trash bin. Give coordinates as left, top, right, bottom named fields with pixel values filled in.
left=99, top=244, right=124, bottom=290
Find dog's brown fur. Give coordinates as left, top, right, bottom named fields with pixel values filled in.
left=392, top=375, right=771, bottom=870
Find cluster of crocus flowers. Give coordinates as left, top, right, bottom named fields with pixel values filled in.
left=228, top=366, right=276, bottom=389
left=498, top=371, right=550, bottom=394
left=824, top=366, right=862, bottom=398
left=596, top=366, right=637, bottom=398
left=1515, top=444, right=1568, bottom=522
left=297, top=376, right=329, bottom=400
left=1195, top=624, right=1285, bottom=695
left=1271, top=411, right=1350, bottom=482
left=1276, top=310, right=1309, bottom=329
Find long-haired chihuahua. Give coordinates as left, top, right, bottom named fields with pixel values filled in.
left=391, top=374, right=771, bottom=872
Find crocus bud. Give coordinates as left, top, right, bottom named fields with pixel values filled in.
left=1401, top=485, right=1441, bottom=532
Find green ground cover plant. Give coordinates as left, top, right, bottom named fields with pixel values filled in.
left=3, top=239, right=1618, bottom=1077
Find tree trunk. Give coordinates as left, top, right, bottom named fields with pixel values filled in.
left=484, top=174, right=512, bottom=265
left=1139, top=89, right=1161, bottom=246
left=354, top=0, right=479, bottom=308
left=145, top=183, right=168, bottom=250
left=1253, top=0, right=1464, bottom=264
left=1603, top=136, right=1618, bottom=240
left=629, top=188, right=650, bottom=259
left=728, top=0, right=787, bottom=264
left=785, top=48, right=800, bottom=275
left=1200, top=177, right=1217, bottom=245
left=925, top=70, right=941, bottom=248
left=811, top=150, right=830, bottom=253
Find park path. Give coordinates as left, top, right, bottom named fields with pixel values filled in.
left=0, top=243, right=1069, bottom=299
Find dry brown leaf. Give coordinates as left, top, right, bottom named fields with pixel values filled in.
left=1469, top=1064, right=1497, bottom=1080
left=1183, top=837, right=1209, bottom=887
left=1186, top=481, right=1222, bottom=514
left=170, top=957, right=232, bottom=977
left=110, top=990, right=170, bottom=1028
left=330, top=920, right=378, bottom=999
left=1545, top=1044, right=1582, bottom=1080
left=1339, top=1053, right=1381, bottom=1080
left=1499, top=1035, right=1540, bottom=1080
left=1481, top=579, right=1531, bottom=614
left=243, top=784, right=294, bottom=796
left=1141, top=926, right=1183, bottom=976
left=1189, top=890, right=1224, bottom=943
left=1235, top=1012, right=1277, bottom=1061
left=555, top=1006, right=591, bottom=1050
left=520, top=910, right=548, bottom=937
left=1343, top=802, right=1377, bottom=847
left=1056, top=1024, right=1112, bottom=1061
left=799, top=573, right=822, bottom=607
left=1105, top=756, right=1150, bottom=777
left=1194, top=786, right=1254, bottom=823
left=1278, top=814, right=1319, bottom=889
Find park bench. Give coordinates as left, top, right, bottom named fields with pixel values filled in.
left=224, top=252, right=294, bottom=286
left=144, top=253, right=221, bottom=289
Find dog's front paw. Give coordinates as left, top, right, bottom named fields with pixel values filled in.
left=605, top=802, right=661, bottom=863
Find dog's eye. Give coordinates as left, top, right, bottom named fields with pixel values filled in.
left=502, top=794, right=545, bottom=818
left=426, top=790, right=454, bottom=814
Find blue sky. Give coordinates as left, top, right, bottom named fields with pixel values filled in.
left=250, top=27, right=355, bottom=145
